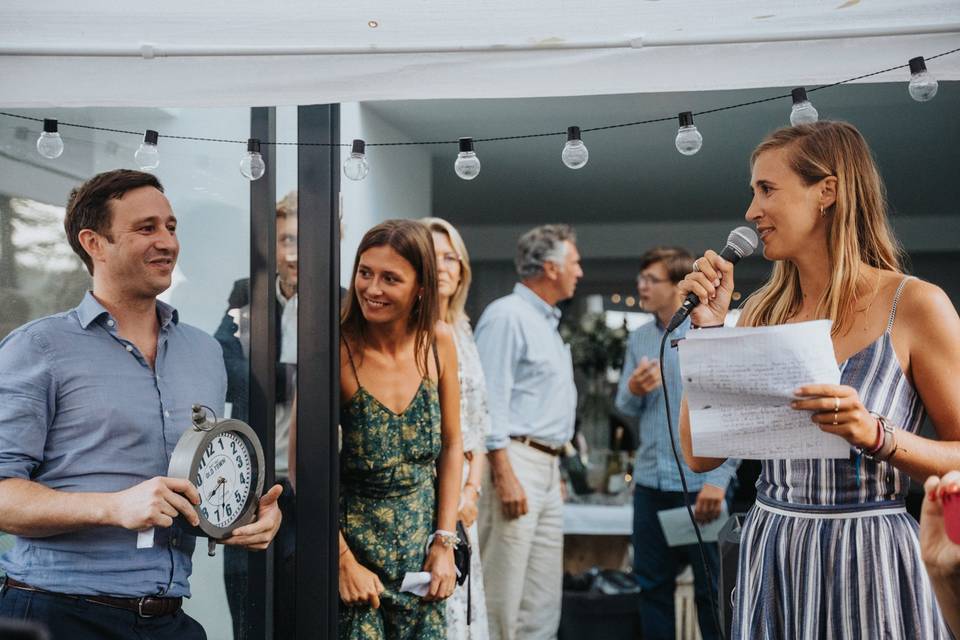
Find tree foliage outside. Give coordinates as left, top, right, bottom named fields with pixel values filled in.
left=0, top=194, right=91, bottom=341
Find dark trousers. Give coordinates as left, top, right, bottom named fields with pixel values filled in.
left=632, top=485, right=722, bottom=640
left=0, top=584, right=205, bottom=640
left=224, top=478, right=296, bottom=639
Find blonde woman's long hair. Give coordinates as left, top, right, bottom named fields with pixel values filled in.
left=420, top=217, right=473, bottom=325
left=739, top=121, right=904, bottom=336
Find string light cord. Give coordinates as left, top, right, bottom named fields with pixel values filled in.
left=1, top=46, right=956, bottom=148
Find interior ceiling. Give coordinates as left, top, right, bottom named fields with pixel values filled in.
left=4, top=1, right=953, bottom=48
left=365, top=81, right=960, bottom=227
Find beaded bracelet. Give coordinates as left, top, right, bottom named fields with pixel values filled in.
left=428, top=530, right=460, bottom=549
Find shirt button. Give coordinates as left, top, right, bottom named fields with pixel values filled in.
left=164, top=410, right=171, bottom=418
left=125, top=345, right=134, bottom=352
left=107, top=319, right=115, bottom=327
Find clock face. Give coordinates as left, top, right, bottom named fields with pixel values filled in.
left=194, top=431, right=254, bottom=529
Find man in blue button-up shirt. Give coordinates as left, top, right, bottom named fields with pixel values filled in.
left=0, top=170, right=282, bottom=640
left=615, top=247, right=738, bottom=640
left=476, top=224, right=582, bottom=640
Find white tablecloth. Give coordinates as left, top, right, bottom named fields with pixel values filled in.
left=563, top=503, right=633, bottom=536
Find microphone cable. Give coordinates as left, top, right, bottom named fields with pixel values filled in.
left=658, top=328, right=726, bottom=640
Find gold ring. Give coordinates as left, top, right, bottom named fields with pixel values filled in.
left=832, top=413, right=838, bottom=425
left=833, top=397, right=840, bottom=412
left=692, top=259, right=701, bottom=273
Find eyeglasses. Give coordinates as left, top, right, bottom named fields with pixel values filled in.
left=637, top=274, right=671, bottom=286
left=436, top=252, right=461, bottom=268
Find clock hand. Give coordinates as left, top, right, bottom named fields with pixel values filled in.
left=208, top=477, right=226, bottom=499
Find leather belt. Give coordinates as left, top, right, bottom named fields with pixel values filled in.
left=509, top=435, right=564, bottom=457
left=2, top=577, right=182, bottom=618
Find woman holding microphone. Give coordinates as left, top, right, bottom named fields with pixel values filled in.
left=679, top=121, right=960, bottom=639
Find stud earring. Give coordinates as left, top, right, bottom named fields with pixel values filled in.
left=820, top=205, right=826, bottom=218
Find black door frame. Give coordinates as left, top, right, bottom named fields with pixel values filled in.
left=246, top=106, right=278, bottom=640
left=294, top=104, right=341, bottom=638
left=247, top=103, right=340, bottom=639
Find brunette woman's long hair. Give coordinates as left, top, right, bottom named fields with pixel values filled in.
left=341, top=219, right=440, bottom=375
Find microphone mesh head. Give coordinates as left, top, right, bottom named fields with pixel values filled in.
left=726, top=226, right=759, bottom=259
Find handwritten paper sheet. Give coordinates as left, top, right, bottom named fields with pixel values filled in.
left=678, top=320, right=849, bottom=459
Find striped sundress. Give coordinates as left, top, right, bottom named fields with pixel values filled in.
left=732, top=277, right=953, bottom=639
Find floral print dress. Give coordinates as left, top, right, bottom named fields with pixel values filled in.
left=339, top=342, right=445, bottom=640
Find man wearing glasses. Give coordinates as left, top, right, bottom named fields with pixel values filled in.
left=614, top=247, right=738, bottom=640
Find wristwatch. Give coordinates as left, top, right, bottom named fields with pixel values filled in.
left=863, top=413, right=899, bottom=461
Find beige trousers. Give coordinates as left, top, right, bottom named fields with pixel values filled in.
left=478, top=440, right=564, bottom=640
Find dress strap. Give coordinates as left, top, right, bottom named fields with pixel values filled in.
left=431, top=341, right=441, bottom=381
left=886, top=276, right=914, bottom=334
left=342, top=337, right=362, bottom=387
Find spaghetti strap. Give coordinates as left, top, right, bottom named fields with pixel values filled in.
left=431, top=341, right=441, bottom=381
left=886, top=276, right=914, bottom=334
left=342, top=337, right=362, bottom=387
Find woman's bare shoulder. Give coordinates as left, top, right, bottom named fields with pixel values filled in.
left=895, top=275, right=956, bottom=330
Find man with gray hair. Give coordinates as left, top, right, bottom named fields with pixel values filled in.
left=475, top=224, right=583, bottom=640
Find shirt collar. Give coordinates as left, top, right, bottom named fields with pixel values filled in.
left=653, top=312, right=690, bottom=336
left=514, top=283, right=562, bottom=325
left=75, top=291, right=179, bottom=330
left=276, top=276, right=296, bottom=307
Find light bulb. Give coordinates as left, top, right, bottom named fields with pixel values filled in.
left=240, top=138, right=266, bottom=181
left=789, top=87, right=819, bottom=126
left=561, top=126, right=589, bottom=169
left=454, top=137, right=481, bottom=180
left=908, top=56, right=938, bottom=102
left=36, top=119, right=64, bottom=159
left=343, top=139, right=369, bottom=181
left=675, top=112, right=702, bottom=156
left=134, top=129, right=160, bottom=170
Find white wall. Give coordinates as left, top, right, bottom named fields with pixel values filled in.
left=339, top=103, right=433, bottom=287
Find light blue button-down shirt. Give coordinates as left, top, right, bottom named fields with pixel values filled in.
left=0, top=292, right=226, bottom=597
left=615, top=316, right=739, bottom=492
left=475, top=283, right=577, bottom=450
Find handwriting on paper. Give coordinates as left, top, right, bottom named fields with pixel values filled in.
left=678, top=320, right=849, bottom=459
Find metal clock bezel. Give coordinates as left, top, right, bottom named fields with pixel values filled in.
left=168, top=416, right=265, bottom=540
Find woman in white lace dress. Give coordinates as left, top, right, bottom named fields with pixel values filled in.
left=421, top=217, right=491, bottom=640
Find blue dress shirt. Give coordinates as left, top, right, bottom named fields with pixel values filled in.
left=0, top=292, right=227, bottom=597
left=475, top=283, right=577, bottom=451
left=615, top=316, right=739, bottom=492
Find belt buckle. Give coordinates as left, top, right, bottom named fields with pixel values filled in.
left=137, top=596, right=155, bottom=619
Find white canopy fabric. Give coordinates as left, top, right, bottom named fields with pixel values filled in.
left=1, top=1, right=959, bottom=107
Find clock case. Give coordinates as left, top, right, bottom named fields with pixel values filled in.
left=168, top=405, right=266, bottom=542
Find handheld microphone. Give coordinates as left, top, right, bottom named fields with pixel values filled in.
left=666, top=226, right=759, bottom=333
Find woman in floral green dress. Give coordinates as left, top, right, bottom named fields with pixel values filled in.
left=337, top=219, right=464, bottom=640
